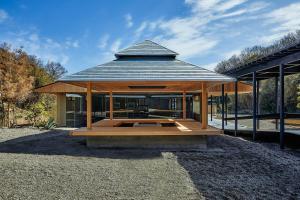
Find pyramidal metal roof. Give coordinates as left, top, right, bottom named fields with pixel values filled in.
left=115, top=40, right=178, bottom=57
left=60, top=40, right=234, bottom=82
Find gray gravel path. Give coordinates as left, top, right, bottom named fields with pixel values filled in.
left=0, top=128, right=299, bottom=200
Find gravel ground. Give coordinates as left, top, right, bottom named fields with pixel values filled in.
left=0, top=128, right=299, bottom=200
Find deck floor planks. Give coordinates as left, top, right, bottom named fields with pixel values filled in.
left=70, top=119, right=222, bottom=136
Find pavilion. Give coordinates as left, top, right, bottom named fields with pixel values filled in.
left=221, top=41, right=300, bottom=149
left=36, top=40, right=251, bottom=145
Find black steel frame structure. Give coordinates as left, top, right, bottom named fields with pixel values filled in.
left=222, top=42, right=300, bottom=149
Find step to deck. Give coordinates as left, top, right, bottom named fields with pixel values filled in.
left=86, top=135, right=207, bottom=149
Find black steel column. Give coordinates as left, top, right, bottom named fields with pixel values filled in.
left=257, top=80, right=260, bottom=130
left=279, top=64, right=285, bottom=149
left=225, top=93, right=228, bottom=126
left=234, top=81, right=238, bottom=136
left=252, top=72, right=257, bottom=141
left=275, top=76, right=279, bottom=130
left=221, top=84, right=225, bottom=130
left=210, top=95, right=213, bottom=121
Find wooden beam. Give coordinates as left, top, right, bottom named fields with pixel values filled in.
left=182, top=91, right=186, bottom=119
left=208, top=81, right=252, bottom=95
left=87, top=82, right=92, bottom=129
left=109, top=91, right=113, bottom=120
left=201, top=83, right=208, bottom=129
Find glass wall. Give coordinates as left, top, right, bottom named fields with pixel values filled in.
left=106, top=93, right=193, bottom=119
left=66, top=94, right=86, bottom=127
left=66, top=93, right=194, bottom=127
left=66, top=94, right=106, bottom=127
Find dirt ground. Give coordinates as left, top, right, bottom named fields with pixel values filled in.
left=0, top=128, right=299, bottom=200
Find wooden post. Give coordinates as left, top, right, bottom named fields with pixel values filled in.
left=201, top=83, right=208, bottom=129
left=109, top=91, right=113, bottom=120
left=210, top=95, right=213, bottom=121
left=182, top=91, right=186, bottom=119
left=86, top=82, right=92, bottom=129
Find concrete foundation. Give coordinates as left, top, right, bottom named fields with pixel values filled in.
left=86, top=135, right=207, bottom=149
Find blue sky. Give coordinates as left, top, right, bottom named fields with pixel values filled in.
left=0, top=0, right=300, bottom=74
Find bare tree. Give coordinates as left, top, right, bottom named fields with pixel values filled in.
left=44, top=61, right=67, bottom=80
left=215, top=30, right=300, bottom=73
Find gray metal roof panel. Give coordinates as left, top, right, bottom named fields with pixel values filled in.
left=115, top=40, right=178, bottom=57
left=60, top=59, right=234, bottom=82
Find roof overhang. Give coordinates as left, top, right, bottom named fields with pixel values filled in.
left=35, top=80, right=237, bottom=94
left=35, top=82, right=98, bottom=93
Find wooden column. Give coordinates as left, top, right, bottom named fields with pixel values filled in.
left=109, top=91, right=113, bottom=120
left=182, top=91, right=186, bottom=119
left=201, top=83, right=208, bottom=129
left=210, top=95, right=213, bottom=121
left=86, top=82, right=92, bottom=129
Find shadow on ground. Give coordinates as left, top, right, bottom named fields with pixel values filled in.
left=225, top=129, right=300, bottom=149
left=0, top=130, right=162, bottom=159
left=174, top=135, right=300, bottom=199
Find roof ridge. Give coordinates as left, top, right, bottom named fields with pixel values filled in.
left=115, top=40, right=178, bottom=57
left=143, top=40, right=179, bottom=55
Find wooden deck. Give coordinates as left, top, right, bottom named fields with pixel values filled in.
left=70, top=119, right=223, bottom=136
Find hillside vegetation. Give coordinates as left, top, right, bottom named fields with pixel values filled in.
left=0, top=43, right=67, bottom=127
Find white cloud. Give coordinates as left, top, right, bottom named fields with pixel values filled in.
left=124, top=13, right=133, bottom=28
left=202, top=62, right=219, bottom=71
left=3, top=31, right=71, bottom=65
left=247, top=1, right=269, bottom=12
left=133, top=0, right=267, bottom=59
left=223, top=49, right=241, bottom=59
left=65, top=38, right=79, bottom=48
left=97, top=34, right=110, bottom=49
left=110, top=39, right=122, bottom=53
left=185, top=0, right=248, bottom=14
left=135, top=21, right=148, bottom=38
left=29, top=33, right=39, bottom=41
left=217, top=0, right=247, bottom=12
left=253, top=2, right=300, bottom=44
left=0, top=9, right=8, bottom=23
left=264, top=3, right=300, bottom=34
